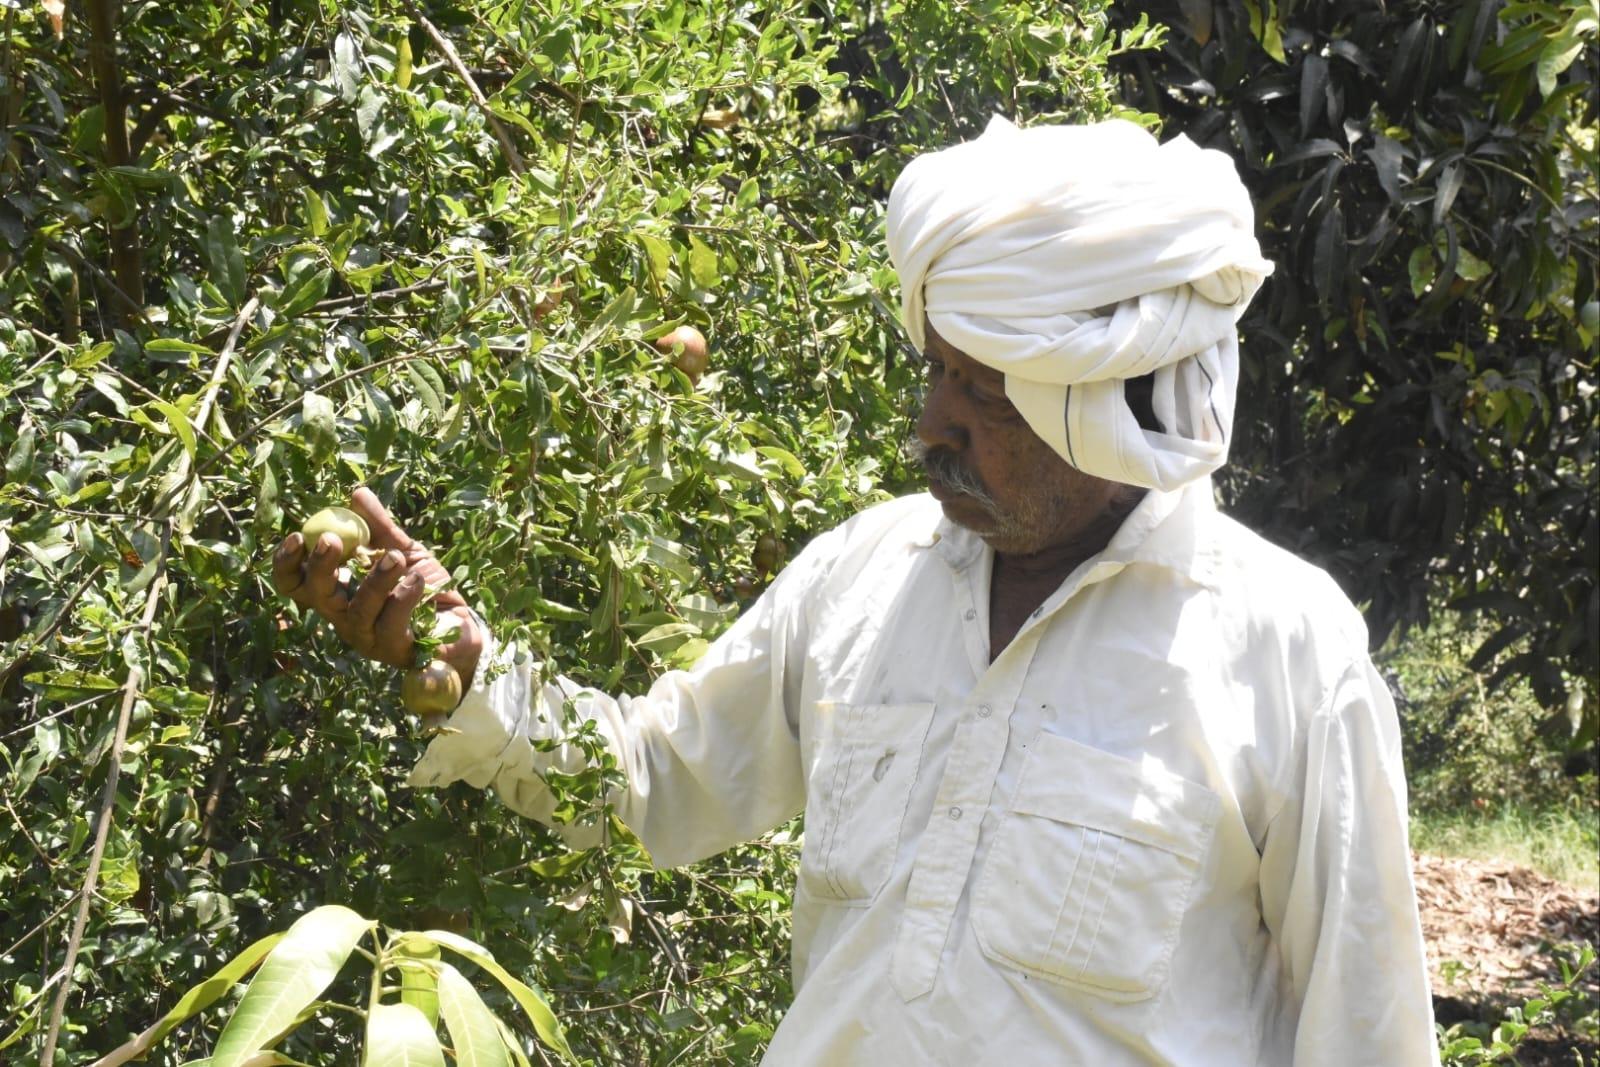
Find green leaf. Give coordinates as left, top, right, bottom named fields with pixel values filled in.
left=407, top=362, right=447, bottom=421
left=277, top=268, right=331, bottom=319
left=638, top=234, right=673, bottom=290
left=1536, top=33, right=1584, bottom=97
left=333, top=31, right=361, bottom=102
left=5, top=423, right=35, bottom=482
left=436, top=962, right=511, bottom=1067
left=400, top=931, right=574, bottom=1062
left=204, top=216, right=247, bottom=307
left=362, top=1002, right=445, bottom=1067
left=575, top=286, right=636, bottom=356
left=210, top=905, right=374, bottom=1067
left=151, top=398, right=198, bottom=460
left=1408, top=246, right=1435, bottom=298
left=300, top=393, right=337, bottom=463
left=686, top=235, right=719, bottom=289
left=524, top=851, right=589, bottom=879
left=735, top=177, right=760, bottom=210
left=363, top=381, right=398, bottom=464
left=755, top=446, right=806, bottom=479
left=301, top=189, right=329, bottom=237
left=21, top=669, right=119, bottom=701
left=139, top=933, right=288, bottom=1046
left=145, top=338, right=214, bottom=356
left=635, top=622, right=699, bottom=651
left=395, top=35, right=414, bottom=89
left=394, top=937, right=441, bottom=1027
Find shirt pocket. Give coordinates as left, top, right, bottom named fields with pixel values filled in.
left=800, top=701, right=935, bottom=906
left=972, top=730, right=1221, bottom=1001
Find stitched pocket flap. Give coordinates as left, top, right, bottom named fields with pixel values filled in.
left=1009, top=731, right=1220, bottom=861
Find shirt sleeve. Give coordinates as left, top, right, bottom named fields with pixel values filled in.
left=1258, top=656, right=1441, bottom=1067
left=405, top=531, right=831, bottom=869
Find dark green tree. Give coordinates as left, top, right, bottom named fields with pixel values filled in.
left=1111, top=0, right=1597, bottom=740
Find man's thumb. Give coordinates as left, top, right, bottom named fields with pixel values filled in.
left=350, top=486, right=414, bottom=552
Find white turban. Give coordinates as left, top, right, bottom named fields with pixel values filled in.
left=886, top=116, right=1273, bottom=491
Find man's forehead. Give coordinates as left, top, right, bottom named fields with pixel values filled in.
left=924, top=322, right=1005, bottom=382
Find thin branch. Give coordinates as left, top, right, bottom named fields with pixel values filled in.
left=0, top=566, right=105, bottom=689
left=0, top=895, right=79, bottom=963
left=39, top=295, right=256, bottom=1063
left=0, top=690, right=118, bottom=742
left=39, top=554, right=169, bottom=1065
left=146, top=296, right=258, bottom=520
left=411, top=11, right=526, bottom=175
left=85, top=0, right=145, bottom=314
left=192, top=296, right=257, bottom=432
left=43, top=238, right=149, bottom=324
left=309, top=276, right=448, bottom=312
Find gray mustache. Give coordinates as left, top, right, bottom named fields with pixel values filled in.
left=904, top=438, right=997, bottom=510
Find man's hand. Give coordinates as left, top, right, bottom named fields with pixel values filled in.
left=271, top=487, right=483, bottom=691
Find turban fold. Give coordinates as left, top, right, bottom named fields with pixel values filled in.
left=887, top=116, right=1273, bottom=491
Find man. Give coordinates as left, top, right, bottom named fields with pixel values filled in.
left=274, top=117, right=1439, bottom=1064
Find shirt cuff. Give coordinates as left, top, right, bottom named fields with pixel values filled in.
left=406, top=609, right=529, bottom=790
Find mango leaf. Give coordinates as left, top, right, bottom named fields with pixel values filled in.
left=394, top=937, right=441, bottom=1027
left=210, top=906, right=374, bottom=1067
left=362, top=1002, right=444, bottom=1067
left=400, top=931, right=574, bottom=1062
left=333, top=31, right=361, bottom=102
left=635, top=622, right=699, bottom=652
left=493, top=1017, right=533, bottom=1067
left=436, top=962, right=511, bottom=1067
left=180, top=1055, right=308, bottom=1067
left=133, top=938, right=289, bottom=1047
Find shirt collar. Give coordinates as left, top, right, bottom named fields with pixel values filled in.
left=913, top=477, right=1220, bottom=591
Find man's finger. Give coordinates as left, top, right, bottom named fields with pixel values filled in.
left=271, top=533, right=307, bottom=595
left=370, top=570, right=431, bottom=666
left=300, top=531, right=353, bottom=612
left=346, top=550, right=408, bottom=642
left=350, top=486, right=415, bottom=554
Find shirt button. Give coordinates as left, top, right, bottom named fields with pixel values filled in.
left=977, top=704, right=991, bottom=719
left=963, top=608, right=976, bottom=621
left=948, top=806, right=963, bottom=820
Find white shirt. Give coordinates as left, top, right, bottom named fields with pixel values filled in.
left=410, top=479, right=1440, bottom=1066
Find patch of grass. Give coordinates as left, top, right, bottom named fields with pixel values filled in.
left=1412, top=797, right=1600, bottom=892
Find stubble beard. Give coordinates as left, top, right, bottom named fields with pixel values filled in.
left=905, top=438, right=1081, bottom=556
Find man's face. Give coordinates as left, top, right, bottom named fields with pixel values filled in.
left=912, top=324, right=1132, bottom=557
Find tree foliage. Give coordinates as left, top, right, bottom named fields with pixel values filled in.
left=0, top=1, right=1150, bottom=1061
left=1110, top=0, right=1598, bottom=731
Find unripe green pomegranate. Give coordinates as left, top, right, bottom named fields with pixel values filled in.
left=300, top=506, right=370, bottom=563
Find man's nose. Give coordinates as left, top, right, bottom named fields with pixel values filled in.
left=915, top=374, right=968, bottom=453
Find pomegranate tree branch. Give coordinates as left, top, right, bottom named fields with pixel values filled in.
left=85, top=0, right=144, bottom=316
left=410, top=11, right=527, bottom=176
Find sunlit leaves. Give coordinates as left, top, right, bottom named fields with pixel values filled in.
left=210, top=906, right=374, bottom=1067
